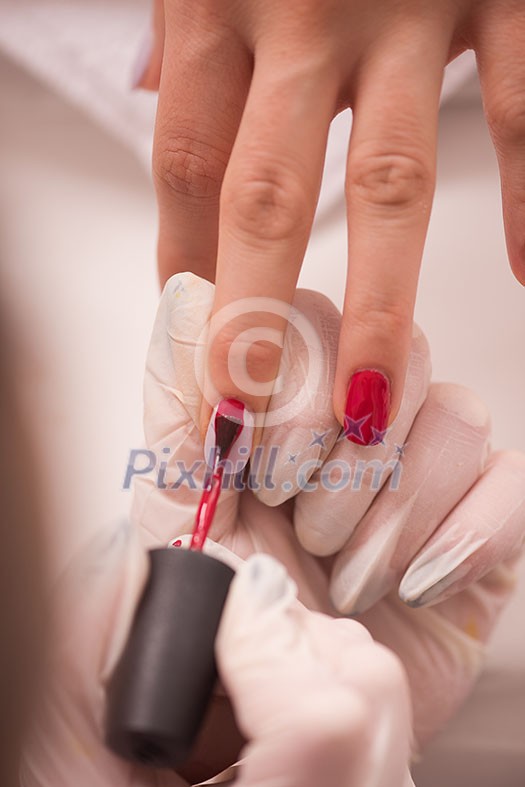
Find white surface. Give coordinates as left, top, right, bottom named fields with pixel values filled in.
left=0, top=48, right=523, bottom=787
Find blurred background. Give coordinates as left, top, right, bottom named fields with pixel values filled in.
left=0, top=2, right=523, bottom=785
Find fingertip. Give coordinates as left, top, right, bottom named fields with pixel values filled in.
left=430, top=382, right=491, bottom=429
left=505, top=233, right=525, bottom=287
left=341, top=368, right=392, bottom=447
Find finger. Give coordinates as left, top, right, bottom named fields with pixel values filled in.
left=249, top=289, right=341, bottom=506
left=334, top=25, right=451, bottom=443
left=330, top=383, right=491, bottom=615
left=356, top=592, right=485, bottom=749
left=131, top=273, right=240, bottom=547
left=217, top=554, right=412, bottom=787
left=154, top=10, right=251, bottom=286
left=132, top=0, right=165, bottom=91
left=399, top=449, right=525, bottom=607
left=475, top=5, right=525, bottom=284
left=200, top=51, right=338, bottom=435
left=294, top=324, right=431, bottom=557
left=301, top=612, right=414, bottom=787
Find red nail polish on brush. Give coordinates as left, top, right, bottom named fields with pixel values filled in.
left=344, top=370, right=390, bottom=446
left=106, top=400, right=247, bottom=769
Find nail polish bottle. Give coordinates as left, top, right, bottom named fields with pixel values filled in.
left=105, top=547, right=234, bottom=768
left=106, top=397, right=250, bottom=768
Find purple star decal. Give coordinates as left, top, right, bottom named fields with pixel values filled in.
left=287, top=453, right=298, bottom=464
left=370, top=425, right=389, bottom=446
left=339, top=414, right=370, bottom=443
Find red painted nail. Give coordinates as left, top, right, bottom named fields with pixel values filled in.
left=344, top=370, right=390, bottom=446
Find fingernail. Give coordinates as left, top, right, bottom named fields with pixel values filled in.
left=130, top=29, right=153, bottom=89
left=344, top=370, right=390, bottom=446
left=243, top=554, right=292, bottom=611
left=204, top=398, right=254, bottom=473
left=333, top=565, right=396, bottom=616
left=398, top=533, right=487, bottom=607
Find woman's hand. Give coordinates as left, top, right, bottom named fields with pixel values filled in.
left=139, top=0, right=525, bottom=443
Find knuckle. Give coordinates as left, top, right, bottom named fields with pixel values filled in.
left=486, top=96, right=525, bottom=147
left=222, top=165, right=310, bottom=242
left=428, top=383, right=491, bottom=432
left=348, top=296, right=412, bottom=340
left=347, top=150, right=433, bottom=211
left=153, top=134, right=225, bottom=200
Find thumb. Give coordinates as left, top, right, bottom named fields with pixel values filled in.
left=216, top=555, right=413, bottom=787
left=131, top=273, right=242, bottom=549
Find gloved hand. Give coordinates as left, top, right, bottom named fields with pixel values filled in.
left=133, top=273, right=525, bottom=749
left=21, top=272, right=525, bottom=787
left=20, top=526, right=414, bottom=787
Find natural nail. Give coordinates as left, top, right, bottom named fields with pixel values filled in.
left=398, top=534, right=487, bottom=607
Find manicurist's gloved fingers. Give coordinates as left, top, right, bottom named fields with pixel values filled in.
left=355, top=447, right=525, bottom=747
left=399, top=449, right=525, bottom=607
left=216, top=554, right=414, bottom=787
left=358, top=450, right=525, bottom=750
left=250, top=296, right=430, bottom=509
left=199, top=48, right=338, bottom=438
left=330, top=383, right=491, bottom=615
left=333, top=18, right=451, bottom=445
left=153, top=7, right=252, bottom=287
left=475, top=3, right=525, bottom=285
left=292, top=325, right=431, bottom=556
left=131, top=273, right=240, bottom=547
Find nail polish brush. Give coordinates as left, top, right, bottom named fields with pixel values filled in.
left=106, top=399, right=249, bottom=769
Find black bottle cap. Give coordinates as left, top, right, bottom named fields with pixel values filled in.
left=105, top=547, right=235, bottom=769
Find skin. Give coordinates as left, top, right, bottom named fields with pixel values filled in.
left=138, top=0, right=525, bottom=433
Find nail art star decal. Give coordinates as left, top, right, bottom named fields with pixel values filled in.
left=309, top=430, right=331, bottom=448
left=370, top=425, right=389, bottom=446
left=339, top=414, right=370, bottom=442
left=287, top=453, right=298, bottom=464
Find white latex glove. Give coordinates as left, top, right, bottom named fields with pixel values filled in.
left=132, top=273, right=525, bottom=749
left=20, top=522, right=413, bottom=787
left=21, top=273, right=525, bottom=787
